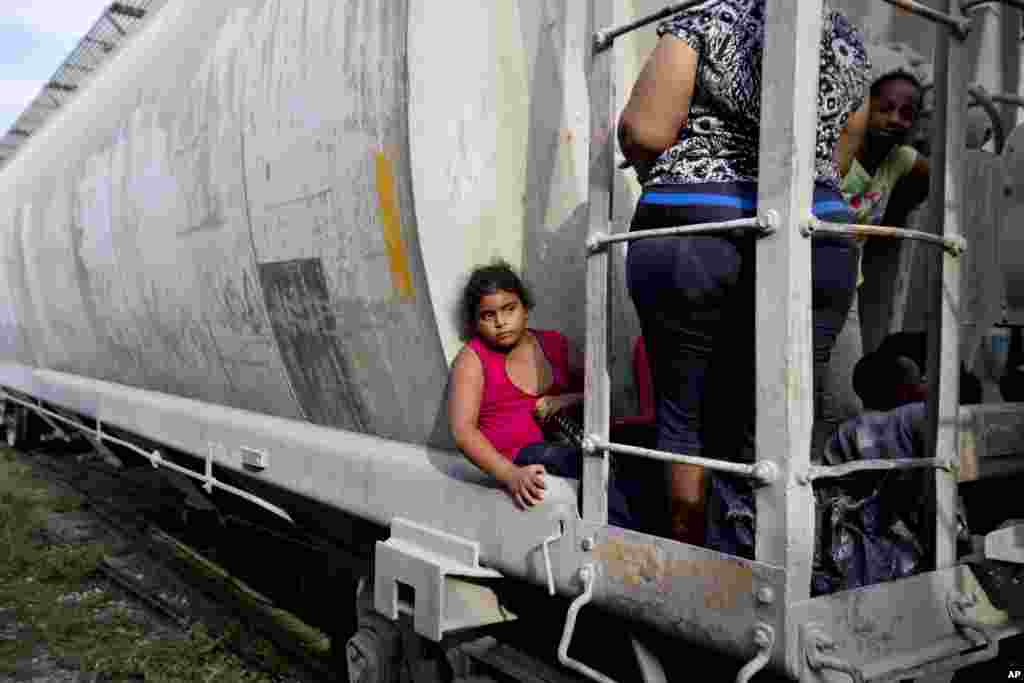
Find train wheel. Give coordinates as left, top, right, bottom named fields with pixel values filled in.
left=346, top=623, right=397, bottom=683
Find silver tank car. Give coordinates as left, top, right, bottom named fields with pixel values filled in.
left=2, top=0, right=1023, bottom=680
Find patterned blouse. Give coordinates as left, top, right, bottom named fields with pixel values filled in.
left=645, top=0, right=870, bottom=191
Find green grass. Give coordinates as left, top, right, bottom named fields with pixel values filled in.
left=0, top=447, right=298, bottom=682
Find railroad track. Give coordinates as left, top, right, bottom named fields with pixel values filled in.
left=15, top=438, right=339, bottom=682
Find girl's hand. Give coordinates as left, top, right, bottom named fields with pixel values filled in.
left=500, top=464, right=547, bottom=509
left=533, top=396, right=565, bottom=423
left=534, top=394, right=582, bottom=423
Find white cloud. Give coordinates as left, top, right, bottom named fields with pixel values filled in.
left=8, top=1, right=114, bottom=40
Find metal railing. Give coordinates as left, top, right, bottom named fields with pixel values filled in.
left=0, top=390, right=294, bottom=523
left=577, top=0, right=977, bottom=677
left=806, top=219, right=967, bottom=256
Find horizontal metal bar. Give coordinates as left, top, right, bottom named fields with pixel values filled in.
left=586, top=214, right=772, bottom=254
left=967, top=84, right=1006, bottom=154
left=881, top=0, right=972, bottom=36
left=804, top=457, right=951, bottom=482
left=583, top=436, right=778, bottom=483
left=962, top=0, right=1024, bottom=12
left=0, top=391, right=294, bottom=522
left=593, top=0, right=709, bottom=51
left=807, top=219, right=967, bottom=256
left=988, top=91, right=1024, bottom=109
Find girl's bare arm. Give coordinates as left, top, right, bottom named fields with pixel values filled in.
left=449, top=347, right=547, bottom=507
left=836, top=100, right=870, bottom=179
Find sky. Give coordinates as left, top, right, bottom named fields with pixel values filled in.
left=0, top=1, right=112, bottom=135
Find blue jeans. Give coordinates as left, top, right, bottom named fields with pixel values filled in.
left=517, top=441, right=634, bottom=529
left=625, top=182, right=858, bottom=554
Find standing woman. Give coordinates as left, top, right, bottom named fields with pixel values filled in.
left=618, top=0, right=870, bottom=550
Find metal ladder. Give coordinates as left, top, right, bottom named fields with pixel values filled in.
left=570, top=0, right=988, bottom=680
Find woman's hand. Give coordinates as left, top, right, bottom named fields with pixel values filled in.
left=499, top=463, right=547, bottom=509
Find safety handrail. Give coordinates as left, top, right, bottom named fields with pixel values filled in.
left=988, top=91, right=1024, bottom=110
left=736, top=625, right=775, bottom=683
left=919, top=83, right=1007, bottom=154
left=968, top=85, right=1007, bottom=154
left=0, top=390, right=294, bottom=522
left=803, top=456, right=952, bottom=483
left=586, top=214, right=774, bottom=253
left=583, top=436, right=778, bottom=484
left=805, top=219, right=967, bottom=256
left=881, top=0, right=973, bottom=36
left=962, top=0, right=1024, bottom=12
left=593, top=0, right=709, bottom=51
left=557, top=565, right=620, bottom=683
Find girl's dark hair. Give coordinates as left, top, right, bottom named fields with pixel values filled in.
left=459, top=260, right=534, bottom=340
left=870, top=72, right=923, bottom=104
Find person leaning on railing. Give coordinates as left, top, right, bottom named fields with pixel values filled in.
left=824, top=62, right=932, bottom=451
left=616, top=0, right=871, bottom=550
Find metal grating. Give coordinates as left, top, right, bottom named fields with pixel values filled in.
left=0, top=1, right=165, bottom=169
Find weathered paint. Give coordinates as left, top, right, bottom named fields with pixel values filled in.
left=790, top=565, right=1017, bottom=680
left=594, top=535, right=755, bottom=610
left=374, top=151, right=415, bottom=303
left=0, top=2, right=1022, bottom=676
left=0, top=0, right=449, bottom=443
left=7, top=0, right=1011, bottom=438
left=258, top=258, right=368, bottom=431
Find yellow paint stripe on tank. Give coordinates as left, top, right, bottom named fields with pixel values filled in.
left=375, top=150, right=415, bottom=302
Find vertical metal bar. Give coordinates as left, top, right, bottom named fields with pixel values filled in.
left=755, top=0, right=821, bottom=616
left=1000, top=3, right=1022, bottom=132
left=583, top=0, right=616, bottom=524
left=926, top=1, right=968, bottom=571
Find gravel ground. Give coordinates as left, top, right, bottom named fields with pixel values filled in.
left=0, top=445, right=325, bottom=683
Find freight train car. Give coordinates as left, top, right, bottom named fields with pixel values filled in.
left=4, top=1, right=1024, bottom=681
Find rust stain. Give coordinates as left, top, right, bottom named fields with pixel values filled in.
left=958, top=426, right=978, bottom=482
left=375, top=150, right=415, bottom=302
left=594, top=537, right=754, bottom=610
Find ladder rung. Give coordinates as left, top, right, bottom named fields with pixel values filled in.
left=808, top=220, right=967, bottom=256
left=593, top=0, right=710, bottom=52
left=583, top=437, right=778, bottom=484
left=804, top=457, right=951, bottom=482
left=880, top=0, right=971, bottom=37
left=988, top=91, right=1024, bottom=109
left=585, top=215, right=772, bottom=254
left=962, top=0, right=1024, bottom=14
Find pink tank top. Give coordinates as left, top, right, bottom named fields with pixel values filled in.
left=467, top=329, right=574, bottom=461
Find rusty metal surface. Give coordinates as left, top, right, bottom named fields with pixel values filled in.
left=790, top=565, right=1022, bottom=682
left=585, top=525, right=786, bottom=667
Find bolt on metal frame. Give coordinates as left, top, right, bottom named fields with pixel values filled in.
left=584, top=0, right=975, bottom=678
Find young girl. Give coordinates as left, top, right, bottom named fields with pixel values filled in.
left=448, top=261, right=631, bottom=526
left=824, top=66, right=932, bottom=459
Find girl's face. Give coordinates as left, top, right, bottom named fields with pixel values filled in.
left=867, top=78, right=920, bottom=147
left=476, top=289, right=528, bottom=350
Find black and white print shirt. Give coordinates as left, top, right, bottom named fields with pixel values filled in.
left=645, top=0, right=870, bottom=190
